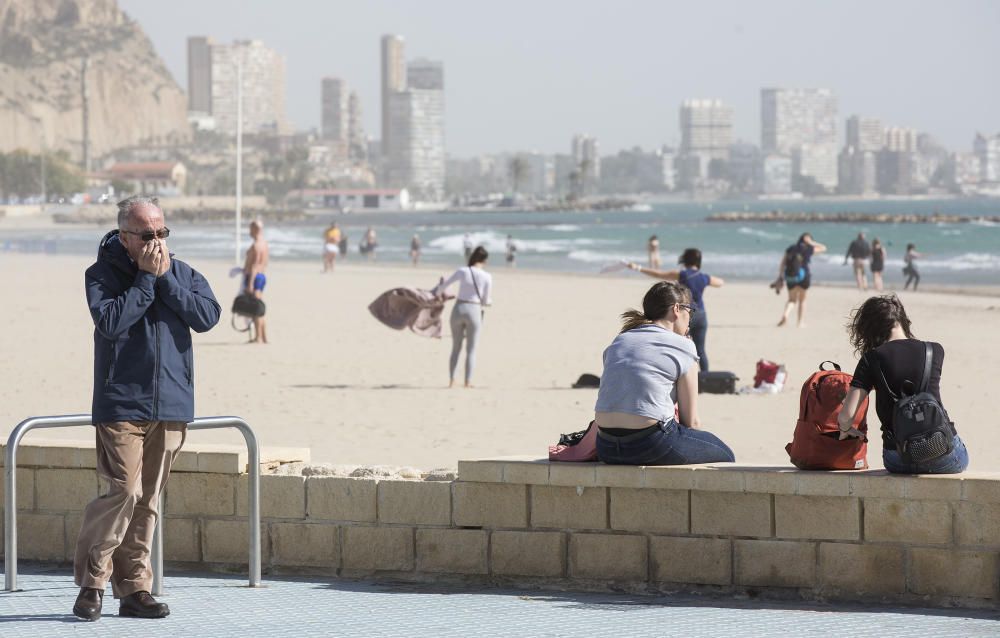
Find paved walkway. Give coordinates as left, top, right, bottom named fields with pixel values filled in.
left=1, top=567, right=997, bottom=637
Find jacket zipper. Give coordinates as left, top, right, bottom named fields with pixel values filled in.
left=152, top=304, right=160, bottom=420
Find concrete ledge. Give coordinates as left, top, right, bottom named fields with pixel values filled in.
left=1, top=440, right=310, bottom=474
left=7, top=446, right=1000, bottom=610
left=457, top=457, right=1000, bottom=503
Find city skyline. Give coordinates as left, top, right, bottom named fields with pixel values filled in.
left=119, top=0, right=998, bottom=157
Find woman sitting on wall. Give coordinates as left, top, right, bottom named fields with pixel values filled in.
left=594, top=281, right=735, bottom=465
left=837, top=294, right=967, bottom=474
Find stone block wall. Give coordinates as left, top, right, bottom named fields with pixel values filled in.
left=3, top=444, right=999, bottom=609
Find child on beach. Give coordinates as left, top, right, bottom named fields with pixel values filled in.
left=776, top=233, right=826, bottom=328
left=836, top=295, right=967, bottom=474
left=433, top=246, right=493, bottom=388
left=593, top=281, right=735, bottom=466
left=628, top=248, right=724, bottom=372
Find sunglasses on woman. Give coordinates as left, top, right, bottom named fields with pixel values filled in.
left=122, top=228, right=171, bottom=242
left=677, top=303, right=697, bottom=314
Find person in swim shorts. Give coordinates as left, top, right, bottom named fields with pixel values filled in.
left=243, top=220, right=269, bottom=343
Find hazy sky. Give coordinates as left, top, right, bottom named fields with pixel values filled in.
left=119, top=0, right=999, bottom=157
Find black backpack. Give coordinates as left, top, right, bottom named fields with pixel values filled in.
left=784, top=244, right=807, bottom=284
left=876, top=342, right=955, bottom=464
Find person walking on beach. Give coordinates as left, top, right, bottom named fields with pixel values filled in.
left=410, top=234, right=422, bottom=266
left=837, top=294, right=967, bottom=473
left=505, top=234, right=517, bottom=268
left=647, top=235, right=661, bottom=269
left=903, top=243, right=922, bottom=290
left=75, top=196, right=221, bottom=621
left=323, top=221, right=341, bottom=272
left=243, top=219, right=269, bottom=344
left=628, top=248, right=724, bottom=372
left=462, top=233, right=473, bottom=260
left=433, top=246, right=492, bottom=388
left=593, top=281, right=735, bottom=466
left=843, top=231, right=871, bottom=290
left=777, top=232, right=826, bottom=328
left=360, top=227, right=378, bottom=261
left=870, top=238, right=886, bottom=291
left=338, top=231, right=350, bottom=259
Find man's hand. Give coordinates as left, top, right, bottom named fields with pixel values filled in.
left=155, top=240, right=171, bottom=277
left=137, top=241, right=160, bottom=275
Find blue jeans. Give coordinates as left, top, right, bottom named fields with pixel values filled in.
left=688, top=310, right=709, bottom=372
left=883, top=435, right=968, bottom=474
left=596, top=420, right=735, bottom=465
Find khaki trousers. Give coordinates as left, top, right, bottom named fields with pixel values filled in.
left=74, top=421, right=186, bottom=598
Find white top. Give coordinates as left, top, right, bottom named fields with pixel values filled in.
left=436, top=266, right=493, bottom=305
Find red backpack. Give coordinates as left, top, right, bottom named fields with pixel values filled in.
left=786, top=361, right=870, bottom=470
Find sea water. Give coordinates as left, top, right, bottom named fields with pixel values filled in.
left=2, top=198, right=998, bottom=286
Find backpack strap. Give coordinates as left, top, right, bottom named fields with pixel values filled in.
left=872, top=352, right=900, bottom=402
left=919, top=342, right=933, bottom=394
left=468, top=266, right=484, bottom=305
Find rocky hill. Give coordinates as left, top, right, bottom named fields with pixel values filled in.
left=0, top=0, right=189, bottom=161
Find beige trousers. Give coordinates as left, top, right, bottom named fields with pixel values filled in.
left=74, top=421, right=186, bottom=598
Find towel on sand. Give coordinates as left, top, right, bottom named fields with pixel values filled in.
left=368, top=287, right=450, bottom=338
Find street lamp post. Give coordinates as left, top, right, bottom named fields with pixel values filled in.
left=235, top=58, right=243, bottom=265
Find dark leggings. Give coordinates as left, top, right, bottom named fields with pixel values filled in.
left=904, top=265, right=920, bottom=290
left=688, top=310, right=709, bottom=372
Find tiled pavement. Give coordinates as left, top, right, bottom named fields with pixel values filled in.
left=1, top=566, right=997, bottom=637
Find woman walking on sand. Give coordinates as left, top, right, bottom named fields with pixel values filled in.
left=593, top=281, right=735, bottom=466
left=628, top=248, right=724, bottom=372
left=434, top=246, right=492, bottom=388
left=870, top=238, right=886, bottom=291
left=776, top=232, right=826, bottom=328
left=410, top=234, right=422, bottom=266
left=903, top=243, right=922, bottom=290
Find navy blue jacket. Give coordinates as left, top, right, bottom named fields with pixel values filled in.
left=86, top=231, right=221, bottom=423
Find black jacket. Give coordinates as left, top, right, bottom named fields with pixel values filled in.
left=85, top=231, right=221, bottom=423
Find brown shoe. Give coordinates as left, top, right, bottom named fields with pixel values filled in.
left=73, top=587, right=103, bottom=621
left=119, top=591, right=170, bottom=618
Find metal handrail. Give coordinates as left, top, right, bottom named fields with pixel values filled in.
left=4, top=415, right=261, bottom=593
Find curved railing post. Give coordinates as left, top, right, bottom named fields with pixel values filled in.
left=187, top=416, right=261, bottom=588
left=5, top=414, right=93, bottom=592
left=5, top=414, right=261, bottom=593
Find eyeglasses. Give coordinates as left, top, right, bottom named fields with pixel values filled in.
left=677, top=303, right=697, bottom=314
left=122, top=227, right=170, bottom=242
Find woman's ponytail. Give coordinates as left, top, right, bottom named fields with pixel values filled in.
left=619, top=309, right=648, bottom=333
left=619, top=281, right=691, bottom=333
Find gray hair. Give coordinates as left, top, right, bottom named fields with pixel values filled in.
left=117, top=195, right=160, bottom=228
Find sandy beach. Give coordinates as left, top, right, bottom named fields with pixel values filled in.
left=1, top=251, right=997, bottom=471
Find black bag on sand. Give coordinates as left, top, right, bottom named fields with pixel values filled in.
left=232, top=293, right=266, bottom=318
left=572, top=373, right=601, bottom=388
left=699, top=371, right=738, bottom=394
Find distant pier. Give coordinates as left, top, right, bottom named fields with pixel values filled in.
left=706, top=211, right=1000, bottom=224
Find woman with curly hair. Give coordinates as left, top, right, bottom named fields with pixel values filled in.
left=836, top=294, right=967, bottom=473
